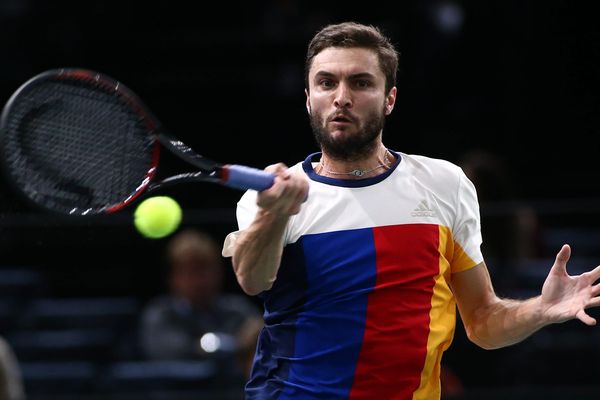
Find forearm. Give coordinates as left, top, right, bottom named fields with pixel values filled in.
left=456, top=248, right=600, bottom=350
left=466, top=295, right=551, bottom=350
left=232, top=209, right=289, bottom=296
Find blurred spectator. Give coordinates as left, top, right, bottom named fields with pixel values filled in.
left=459, top=149, right=542, bottom=265
left=138, top=228, right=262, bottom=377
left=443, top=149, right=544, bottom=394
left=440, top=364, right=464, bottom=399
left=0, top=336, right=25, bottom=400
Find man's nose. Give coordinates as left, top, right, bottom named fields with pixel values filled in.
left=333, top=83, right=352, bottom=108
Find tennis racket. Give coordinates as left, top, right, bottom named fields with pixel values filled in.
left=0, top=68, right=275, bottom=216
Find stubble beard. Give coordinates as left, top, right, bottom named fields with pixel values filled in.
left=310, top=106, right=387, bottom=162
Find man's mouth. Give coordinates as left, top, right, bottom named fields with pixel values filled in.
left=329, top=113, right=354, bottom=124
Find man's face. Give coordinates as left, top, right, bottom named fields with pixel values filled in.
left=170, top=254, right=222, bottom=308
left=306, top=47, right=396, bottom=161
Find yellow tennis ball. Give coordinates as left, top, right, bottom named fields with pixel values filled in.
left=134, top=196, right=182, bottom=239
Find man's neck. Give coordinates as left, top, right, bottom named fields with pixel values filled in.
left=316, top=144, right=393, bottom=179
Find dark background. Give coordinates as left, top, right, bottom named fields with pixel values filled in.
left=1, top=0, right=600, bottom=397
left=0, top=0, right=599, bottom=202
left=1, top=0, right=598, bottom=279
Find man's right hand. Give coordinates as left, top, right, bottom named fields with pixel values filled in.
left=256, top=163, right=309, bottom=216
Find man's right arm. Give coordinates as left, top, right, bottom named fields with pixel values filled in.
left=230, top=163, right=309, bottom=296
left=232, top=210, right=290, bottom=295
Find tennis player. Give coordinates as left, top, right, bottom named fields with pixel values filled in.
left=222, top=21, right=600, bottom=399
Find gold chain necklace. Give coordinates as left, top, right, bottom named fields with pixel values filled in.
left=319, top=150, right=392, bottom=177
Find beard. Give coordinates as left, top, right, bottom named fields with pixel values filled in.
left=310, top=105, right=386, bottom=162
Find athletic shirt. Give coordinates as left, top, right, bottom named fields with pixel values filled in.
left=222, top=151, right=484, bottom=400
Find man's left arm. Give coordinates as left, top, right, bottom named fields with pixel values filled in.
left=451, top=244, right=600, bottom=350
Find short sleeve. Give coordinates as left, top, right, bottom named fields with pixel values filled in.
left=451, top=170, right=484, bottom=273
left=221, top=190, right=258, bottom=258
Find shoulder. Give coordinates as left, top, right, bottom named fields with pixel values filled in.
left=399, top=152, right=466, bottom=188
left=401, top=153, right=463, bottom=175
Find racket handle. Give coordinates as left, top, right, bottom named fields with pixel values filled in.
left=222, top=165, right=275, bottom=191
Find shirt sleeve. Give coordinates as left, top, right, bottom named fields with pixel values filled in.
left=451, top=170, right=484, bottom=273
left=221, top=190, right=258, bottom=258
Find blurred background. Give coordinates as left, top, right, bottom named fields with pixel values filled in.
left=0, top=0, right=599, bottom=399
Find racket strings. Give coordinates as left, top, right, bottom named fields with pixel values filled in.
left=3, top=79, right=155, bottom=213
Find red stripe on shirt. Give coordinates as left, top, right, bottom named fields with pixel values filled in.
left=349, top=224, right=440, bottom=399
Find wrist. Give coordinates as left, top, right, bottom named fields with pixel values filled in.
left=256, top=208, right=291, bottom=225
left=531, top=295, right=555, bottom=326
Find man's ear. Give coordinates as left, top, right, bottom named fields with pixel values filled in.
left=305, top=88, right=311, bottom=115
left=385, top=86, right=397, bottom=115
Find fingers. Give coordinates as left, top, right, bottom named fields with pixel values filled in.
left=586, top=296, right=600, bottom=308
left=550, top=244, right=571, bottom=276
left=585, top=265, right=600, bottom=284
left=592, top=282, right=600, bottom=297
left=555, top=244, right=571, bottom=264
left=257, top=163, right=309, bottom=216
left=576, top=309, right=597, bottom=326
left=264, top=162, right=290, bottom=175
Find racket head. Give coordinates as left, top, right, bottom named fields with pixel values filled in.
left=0, top=68, right=161, bottom=215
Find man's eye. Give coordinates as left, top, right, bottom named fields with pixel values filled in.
left=355, top=80, right=371, bottom=88
left=319, top=79, right=335, bottom=88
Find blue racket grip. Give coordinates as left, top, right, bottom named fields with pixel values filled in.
left=223, top=164, right=275, bottom=191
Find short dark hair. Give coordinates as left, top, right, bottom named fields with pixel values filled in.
left=305, top=21, right=399, bottom=94
left=166, top=228, right=220, bottom=267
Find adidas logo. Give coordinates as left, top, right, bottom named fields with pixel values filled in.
left=411, top=199, right=436, bottom=217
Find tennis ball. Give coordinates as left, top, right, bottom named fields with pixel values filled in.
left=134, top=196, right=182, bottom=239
